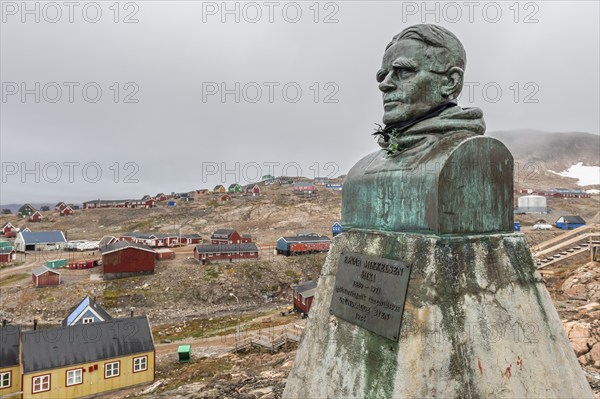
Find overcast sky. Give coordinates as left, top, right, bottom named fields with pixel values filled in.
left=1, top=1, right=599, bottom=204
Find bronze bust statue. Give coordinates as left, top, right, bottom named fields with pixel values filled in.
left=342, top=24, right=513, bottom=235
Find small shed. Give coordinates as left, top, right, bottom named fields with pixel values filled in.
left=178, top=344, right=191, bottom=363
left=167, top=200, right=176, bottom=207
left=555, top=216, right=586, bottom=230
left=155, top=248, right=175, bottom=260
left=0, top=247, right=16, bottom=263
left=220, top=194, right=232, bottom=202
left=32, top=266, right=60, bottom=287
left=293, top=281, right=318, bottom=314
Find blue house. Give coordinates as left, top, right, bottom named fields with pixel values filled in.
left=62, top=296, right=113, bottom=326
left=332, top=222, right=343, bottom=236
left=555, top=215, right=586, bottom=230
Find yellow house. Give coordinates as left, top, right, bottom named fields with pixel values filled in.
left=213, top=185, right=226, bottom=193
left=0, top=325, right=21, bottom=397
left=20, top=316, right=155, bottom=399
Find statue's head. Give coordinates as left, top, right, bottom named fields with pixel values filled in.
left=377, top=24, right=466, bottom=125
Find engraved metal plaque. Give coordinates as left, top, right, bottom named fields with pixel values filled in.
left=330, top=252, right=412, bottom=341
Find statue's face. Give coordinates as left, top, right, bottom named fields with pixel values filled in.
left=377, top=39, right=446, bottom=125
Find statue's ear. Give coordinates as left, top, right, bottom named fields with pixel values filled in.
left=442, top=67, right=463, bottom=99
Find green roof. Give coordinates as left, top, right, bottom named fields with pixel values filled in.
left=178, top=344, right=191, bottom=353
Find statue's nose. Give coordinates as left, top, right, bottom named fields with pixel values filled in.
left=378, top=72, right=396, bottom=92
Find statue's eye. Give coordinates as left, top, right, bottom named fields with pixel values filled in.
left=395, top=68, right=415, bottom=79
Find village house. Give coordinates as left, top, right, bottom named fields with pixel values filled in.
left=0, top=325, right=21, bottom=397
left=228, top=183, right=243, bottom=193
left=18, top=204, right=36, bottom=217
left=60, top=205, right=75, bottom=216
left=276, top=234, right=331, bottom=256
left=20, top=317, right=155, bottom=398
left=62, top=296, right=113, bottom=326
left=0, top=222, right=16, bottom=237
left=28, top=211, right=43, bottom=223
left=555, top=215, right=587, bottom=230
left=101, top=241, right=155, bottom=280
left=220, top=194, right=232, bottom=202
left=179, top=234, right=203, bottom=245
left=293, top=280, right=318, bottom=314
left=213, top=185, right=226, bottom=193
left=155, top=193, right=167, bottom=201
left=210, top=229, right=252, bottom=245
left=55, top=202, right=67, bottom=211
left=244, top=184, right=261, bottom=196
left=193, top=243, right=259, bottom=264
left=293, top=182, right=317, bottom=195
left=14, top=230, right=67, bottom=252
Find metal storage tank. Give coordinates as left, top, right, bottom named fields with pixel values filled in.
left=517, top=195, right=548, bottom=213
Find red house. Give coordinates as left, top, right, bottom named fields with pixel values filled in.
left=0, top=248, right=16, bottom=263
left=1, top=222, right=16, bottom=236
left=194, top=243, right=259, bottom=265
left=293, top=280, right=317, bottom=314
left=28, top=211, right=43, bottom=222
left=210, top=229, right=252, bottom=245
left=101, top=241, right=155, bottom=280
left=60, top=205, right=74, bottom=216
left=155, top=193, right=167, bottom=201
left=245, top=184, right=261, bottom=196
left=55, top=202, right=67, bottom=211
left=293, top=182, right=317, bottom=194
left=32, top=266, right=60, bottom=287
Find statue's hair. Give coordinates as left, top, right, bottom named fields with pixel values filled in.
left=387, top=24, right=466, bottom=72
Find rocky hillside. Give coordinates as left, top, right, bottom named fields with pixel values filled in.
left=489, top=130, right=600, bottom=190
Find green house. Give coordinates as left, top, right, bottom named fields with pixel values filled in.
left=228, top=183, right=242, bottom=193
left=178, top=344, right=191, bottom=363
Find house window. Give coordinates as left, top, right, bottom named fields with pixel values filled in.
left=0, top=371, right=11, bottom=389
left=66, top=369, right=83, bottom=386
left=32, top=374, right=50, bottom=393
left=105, top=361, right=120, bottom=378
left=133, top=356, right=148, bottom=372
left=83, top=317, right=94, bottom=324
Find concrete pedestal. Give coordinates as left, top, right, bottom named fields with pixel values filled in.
left=283, top=230, right=593, bottom=398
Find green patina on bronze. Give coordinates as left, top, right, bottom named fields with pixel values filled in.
left=342, top=24, right=513, bottom=235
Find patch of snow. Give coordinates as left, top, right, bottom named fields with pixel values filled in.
left=549, top=162, right=600, bottom=186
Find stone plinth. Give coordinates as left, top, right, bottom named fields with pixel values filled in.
left=283, top=230, right=593, bottom=398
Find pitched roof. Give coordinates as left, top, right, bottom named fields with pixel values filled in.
left=295, top=280, right=318, bottom=294
left=98, top=236, right=118, bottom=247
left=32, top=266, right=60, bottom=276
left=21, top=316, right=154, bottom=373
left=62, top=296, right=113, bottom=326
left=20, top=231, right=66, bottom=244
left=0, top=247, right=15, bottom=254
left=194, top=243, right=258, bottom=254
left=211, top=229, right=235, bottom=239
left=558, top=215, right=586, bottom=224
left=278, top=235, right=331, bottom=243
left=100, top=240, right=155, bottom=255
left=0, top=325, right=20, bottom=367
